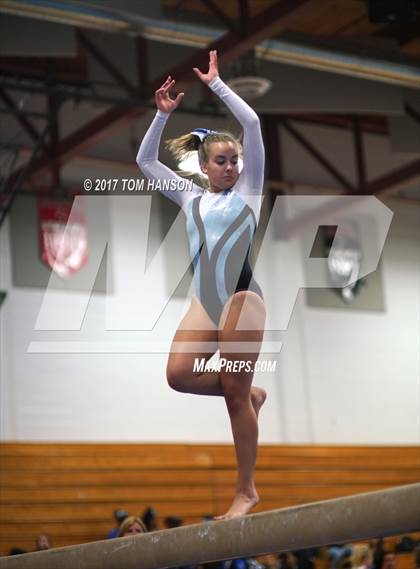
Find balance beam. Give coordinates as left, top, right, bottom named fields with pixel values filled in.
left=1, top=484, right=419, bottom=569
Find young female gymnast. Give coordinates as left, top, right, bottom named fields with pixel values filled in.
left=137, top=50, right=266, bottom=520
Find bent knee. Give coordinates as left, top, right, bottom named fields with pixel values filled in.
left=223, top=382, right=250, bottom=412
left=166, top=362, right=191, bottom=392
left=224, top=392, right=250, bottom=414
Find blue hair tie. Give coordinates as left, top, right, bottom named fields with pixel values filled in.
left=191, top=128, right=218, bottom=142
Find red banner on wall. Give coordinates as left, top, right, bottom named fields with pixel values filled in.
left=38, top=197, right=88, bottom=278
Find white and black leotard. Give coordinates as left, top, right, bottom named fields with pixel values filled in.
left=136, top=76, right=265, bottom=325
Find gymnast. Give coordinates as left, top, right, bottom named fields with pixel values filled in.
left=137, top=50, right=266, bottom=520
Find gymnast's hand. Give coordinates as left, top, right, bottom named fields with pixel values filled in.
left=155, top=76, right=184, bottom=113
left=193, top=50, right=219, bottom=85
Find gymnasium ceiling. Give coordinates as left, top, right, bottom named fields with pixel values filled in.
left=0, top=0, right=419, bottom=204
left=160, top=0, right=420, bottom=57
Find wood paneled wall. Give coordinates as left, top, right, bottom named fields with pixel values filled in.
left=0, top=443, right=419, bottom=555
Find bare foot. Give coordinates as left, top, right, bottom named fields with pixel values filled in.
left=250, top=386, right=266, bottom=418
left=214, top=489, right=259, bottom=520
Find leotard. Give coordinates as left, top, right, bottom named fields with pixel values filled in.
left=136, top=76, right=265, bottom=325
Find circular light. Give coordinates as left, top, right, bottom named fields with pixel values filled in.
left=226, top=76, right=272, bottom=100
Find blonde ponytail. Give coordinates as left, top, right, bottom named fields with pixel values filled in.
left=165, top=133, right=201, bottom=162
left=165, top=129, right=242, bottom=188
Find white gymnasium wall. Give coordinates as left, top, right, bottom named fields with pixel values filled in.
left=276, top=123, right=420, bottom=444
left=0, top=121, right=419, bottom=444
left=280, top=199, right=420, bottom=444
left=0, top=217, right=13, bottom=439
left=0, top=193, right=281, bottom=443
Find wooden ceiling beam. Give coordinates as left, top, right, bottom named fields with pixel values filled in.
left=199, top=0, right=236, bottom=32
left=283, top=113, right=388, bottom=136
left=76, top=30, right=137, bottom=97
left=0, top=88, right=43, bottom=145
left=0, top=47, right=87, bottom=82
left=6, top=0, right=311, bottom=185
left=365, top=157, right=420, bottom=195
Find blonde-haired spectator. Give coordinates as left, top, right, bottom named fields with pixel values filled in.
left=35, top=534, right=51, bottom=551
left=117, top=516, right=148, bottom=537
left=351, top=545, right=373, bottom=569
left=381, top=552, right=396, bottom=569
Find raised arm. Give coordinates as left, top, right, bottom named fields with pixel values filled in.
left=194, top=51, right=265, bottom=196
left=136, top=76, right=200, bottom=209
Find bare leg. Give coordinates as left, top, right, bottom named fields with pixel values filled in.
left=215, top=291, right=266, bottom=520
left=167, top=296, right=266, bottom=414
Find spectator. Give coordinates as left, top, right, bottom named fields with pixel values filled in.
left=226, top=559, right=264, bottom=569
left=351, top=545, right=373, bottom=569
left=380, top=552, right=396, bottom=569
left=415, top=543, right=420, bottom=569
left=108, top=509, right=129, bottom=538
left=142, top=506, right=158, bottom=532
left=337, top=550, right=352, bottom=569
left=228, top=560, right=247, bottom=569
left=278, top=553, right=297, bottom=569
left=372, top=539, right=385, bottom=569
left=246, top=558, right=265, bottom=569
left=8, top=548, right=28, bottom=556
left=329, top=545, right=353, bottom=569
left=35, top=534, right=51, bottom=550
left=396, top=537, right=415, bottom=553
left=294, top=549, right=319, bottom=569
left=164, top=516, right=183, bottom=529
left=117, top=516, right=148, bottom=537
